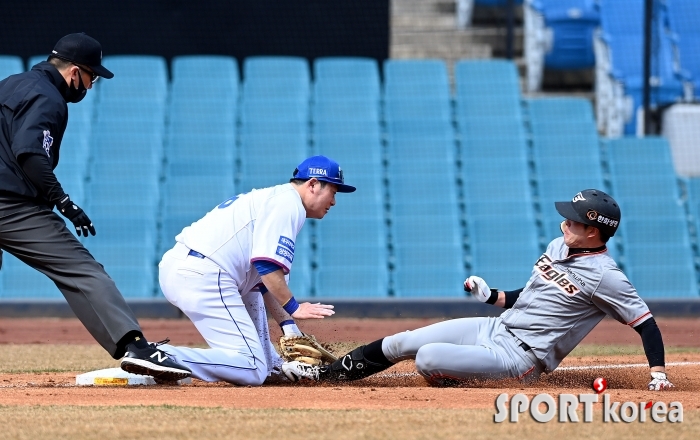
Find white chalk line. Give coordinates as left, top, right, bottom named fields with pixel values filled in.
left=376, top=361, right=700, bottom=378
left=558, top=361, right=700, bottom=371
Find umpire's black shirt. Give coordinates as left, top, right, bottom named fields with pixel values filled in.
left=0, top=62, right=68, bottom=207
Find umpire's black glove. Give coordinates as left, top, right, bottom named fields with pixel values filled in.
left=57, top=195, right=96, bottom=237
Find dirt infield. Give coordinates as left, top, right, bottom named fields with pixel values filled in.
left=0, top=317, right=699, bottom=412
left=1, top=316, right=698, bottom=346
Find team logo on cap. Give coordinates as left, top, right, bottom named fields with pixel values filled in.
left=42, top=130, right=53, bottom=157
left=572, top=192, right=586, bottom=203
left=587, top=210, right=619, bottom=229
left=308, top=167, right=328, bottom=176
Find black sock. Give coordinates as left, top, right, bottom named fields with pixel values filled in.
left=119, top=331, right=149, bottom=352
left=362, top=338, right=393, bottom=367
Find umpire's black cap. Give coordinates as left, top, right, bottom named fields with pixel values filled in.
left=51, top=33, right=114, bottom=79
left=555, top=189, right=621, bottom=237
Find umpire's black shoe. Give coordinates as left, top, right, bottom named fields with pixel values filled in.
left=120, top=342, right=191, bottom=382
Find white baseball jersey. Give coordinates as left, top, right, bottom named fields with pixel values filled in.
left=175, top=183, right=306, bottom=296
left=502, top=237, right=652, bottom=372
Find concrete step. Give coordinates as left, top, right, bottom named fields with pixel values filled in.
left=392, top=27, right=524, bottom=58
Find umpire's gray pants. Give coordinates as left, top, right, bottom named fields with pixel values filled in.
left=382, top=317, right=543, bottom=383
left=0, top=201, right=141, bottom=358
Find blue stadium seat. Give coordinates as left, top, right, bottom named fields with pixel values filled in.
left=244, top=56, right=309, bottom=82
left=26, top=55, right=47, bottom=70
left=392, top=262, right=465, bottom=298
left=286, top=224, right=313, bottom=297
left=0, top=55, right=24, bottom=79
left=527, top=97, right=596, bottom=123
left=313, top=57, right=381, bottom=101
left=385, top=120, right=454, bottom=141
left=102, top=55, right=169, bottom=80
left=171, top=55, right=239, bottom=83
left=312, top=99, right=379, bottom=123
left=243, top=81, right=310, bottom=102
left=98, top=56, right=168, bottom=103
left=455, top=60, right=521, bottom=96
left=461, top=133, right=528, bottom=161
left=665, top=0, right=700, bottom=97
left=384, top=59, right=450, bottom=100
left=525, top=0, right=600, bottom=92
left=607, top=137, right=681, bottom=204
left=313, top=132, right=383, bottom=166
left=314, top=57, right=380, bottom=82
left=468, top=217, right=540, bottom=290
left=625, top=265, right=699, bottom=299
left=597, top=0, right=684, bottom=135
left=0, top=253, right=63, bottom=299
left=241, top=99, right=308, bottom=123
left=384, top=98, right=451, bottom=122
left=242, top=57, right=310, bottom=103
left=606, top=137, right=674, bottom=169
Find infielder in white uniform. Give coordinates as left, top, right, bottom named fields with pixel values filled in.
left=157, top=156, right=355, bottom=385
left=301, top=189, right=674, bottom=391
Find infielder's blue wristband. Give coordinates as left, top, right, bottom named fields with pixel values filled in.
left=282, top=296, right=300, bottom=315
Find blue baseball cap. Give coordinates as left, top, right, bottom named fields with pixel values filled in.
left=292, top=155, right=356, bottom=193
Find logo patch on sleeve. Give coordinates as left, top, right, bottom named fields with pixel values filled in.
left=278, top=236, right=295, bottom=252
left=42, top=130, right=53, bottom=157
left=276, top=246, right=294, bottom=263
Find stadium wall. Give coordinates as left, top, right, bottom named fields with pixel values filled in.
left=0, top=0, right=389, bottom=65
left=1, top=299, right=700, bottom=319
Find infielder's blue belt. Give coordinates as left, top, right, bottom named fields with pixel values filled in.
left=188, top=249, right=206, bottom=259
left=506, top=328, right=532, bottom=352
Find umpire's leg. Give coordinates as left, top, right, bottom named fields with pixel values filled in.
left=0, top=202, right=141, bottom=359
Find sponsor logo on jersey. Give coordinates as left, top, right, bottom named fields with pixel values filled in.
left=278, top=236, right=295, bottom=252
left=587, top=210, right=619, bottom=229
left=534, top=254, right=581, bottom=295
left=42, top=130, right=53, bottom=157
left=572, top=192, right=586, bottom=203
left=308, top=167, right=328, bottom=176
left=276, top=246, right=294, bottom=263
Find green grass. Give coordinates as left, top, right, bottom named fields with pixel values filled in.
left=0, top=406, right=697, bottom=440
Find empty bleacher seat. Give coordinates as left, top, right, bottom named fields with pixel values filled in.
left=467, top=214, right=540, bottom=290
left=527, top=98, right=605, bottom=237
left=172, top=55, right=239, bottom=82
left=313, top=57, right=381, bottom=99
left=0, top=55, right=23, bottom=79
left=0, top=253, right=63, bottom=299
left=595, top=0, right=684, bottom=136
left=605, top=137, right=696, bottom=297
left=286, top=222, right=313, bottom=297
left=99, top=55, right=168, bottom=103
left=665, top=0, right=700, bottom=99
left=524, top=0, right=600, bottom=92
left=384, top=59, right=450, bottom=100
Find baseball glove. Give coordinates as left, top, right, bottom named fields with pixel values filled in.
left=279, top=334, right=338, bottom=366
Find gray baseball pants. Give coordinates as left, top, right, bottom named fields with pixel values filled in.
left=382, top=316, right=543, bottom=382
left=0, top=200, right=141, bottom=358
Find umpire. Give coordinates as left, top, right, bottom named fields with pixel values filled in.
left=0, top=33, right=191, bottom=381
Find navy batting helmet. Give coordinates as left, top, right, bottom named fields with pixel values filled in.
left=555, top=189, right=621, bottom=237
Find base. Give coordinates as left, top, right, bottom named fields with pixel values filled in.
left=75, top=367, right=192, bottom=386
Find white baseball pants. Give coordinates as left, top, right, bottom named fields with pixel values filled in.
left=157, top=243, right=283, bottom=385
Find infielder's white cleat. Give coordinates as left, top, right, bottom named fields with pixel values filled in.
left=282, top=361, right=319, bottom=382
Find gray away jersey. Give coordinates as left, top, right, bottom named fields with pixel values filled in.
left=501, top=237, right=651, bottom=372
